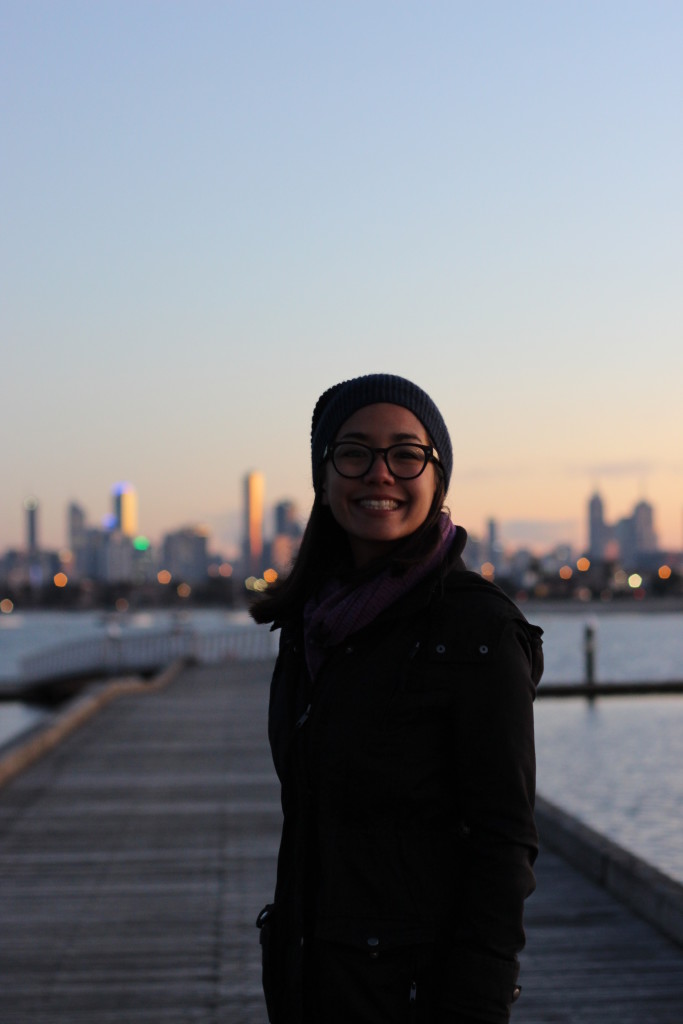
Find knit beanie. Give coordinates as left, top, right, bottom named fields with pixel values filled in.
left=311, top=373, right=452, bottom=489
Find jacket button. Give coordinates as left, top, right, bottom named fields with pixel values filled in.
left=479, top=644, right=489, bottom=654
left=367, top=936, right=380, bottom=958
left=435, top=644, right=446, bottom=654
left=345, top=645, right=354, bottom=654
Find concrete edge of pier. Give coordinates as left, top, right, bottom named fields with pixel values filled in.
left=0, top=657, right=187, bottom=792
left=536, top=793, right=683, bottom=948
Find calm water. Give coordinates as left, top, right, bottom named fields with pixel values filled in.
left=527, top=606, right=683, bottom=885
left=1, top=606, right=682, bottom=884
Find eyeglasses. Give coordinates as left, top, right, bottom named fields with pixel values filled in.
left=324, top=442, right=440, bottom=480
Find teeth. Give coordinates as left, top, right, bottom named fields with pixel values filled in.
left=359, top=499, right=400, bottom=510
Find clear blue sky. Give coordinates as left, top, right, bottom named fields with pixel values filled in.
left=2, top=0, right=682, bottom=555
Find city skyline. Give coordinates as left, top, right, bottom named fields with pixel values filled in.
left=3, top=3, right=682, bottom=554
left=2, top=478, right=679, bottom=564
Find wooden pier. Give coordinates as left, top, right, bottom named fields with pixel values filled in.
left=1, top=660, right=682, bottom=1023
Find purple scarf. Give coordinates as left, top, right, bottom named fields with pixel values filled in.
left=303, top=512, right=457, bottom=680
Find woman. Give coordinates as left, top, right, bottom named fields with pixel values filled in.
left=252, top=373, right=543, bottom=1024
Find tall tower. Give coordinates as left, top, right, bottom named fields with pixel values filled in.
left=112, top=483, right=138, bottom=537
left=24, top=497, right=39, bottom=554
left=243, top=471, right=265, bottom=577
left=68, top=502, right=86, bottom=549
left=274, top=500, right=302, bottom=538
left=588, top=492, right=606, bottom=559
left=632, top=500, right=657, bottom=553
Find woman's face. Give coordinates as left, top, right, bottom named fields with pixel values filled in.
left=322, top=402, right=439, bottom=567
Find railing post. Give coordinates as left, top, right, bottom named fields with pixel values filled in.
left=584, top=620, right=596, bottom=699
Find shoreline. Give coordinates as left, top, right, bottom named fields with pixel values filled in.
left=519, top=596, right=683, bottom=615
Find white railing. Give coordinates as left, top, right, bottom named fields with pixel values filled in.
left=17, top=625, right=278, bottom=687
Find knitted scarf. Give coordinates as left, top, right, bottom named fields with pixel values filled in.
left=303, top=512, right=456, bottom=680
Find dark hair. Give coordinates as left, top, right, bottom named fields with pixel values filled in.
left=250, top=469, right=447, bottom=626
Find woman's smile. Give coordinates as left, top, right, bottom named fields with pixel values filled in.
left=356, top=497, right=402, bottom=511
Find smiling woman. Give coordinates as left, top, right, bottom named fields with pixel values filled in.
left=249, top=373, right=543, bottom=1024
left=321, top=404, right=441, bottom=565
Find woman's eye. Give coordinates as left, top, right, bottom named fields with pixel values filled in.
left=394, top=446, right=423, bottom=461
left=339, top=446, right=367, bottom=460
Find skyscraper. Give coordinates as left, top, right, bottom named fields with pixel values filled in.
left=633, top=500, right=657, bottom=553
left=68, top=502, right=86, bottom=550
left=112, top=483, right=138, bottom=537
left=274, top=500, right=302, bottom=538
left=243, top=471, right=265, bottom=577
left=588, top=492, right=606, bottom=559
left=24, top=497, right=39, bottom=554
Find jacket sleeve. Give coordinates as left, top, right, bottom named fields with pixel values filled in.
left=440, top=614, right=542, bottom=1023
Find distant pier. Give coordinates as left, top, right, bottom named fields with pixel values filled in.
left=1, top=658, right=682, bottom=1022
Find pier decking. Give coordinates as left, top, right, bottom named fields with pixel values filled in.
left=1, top=661, right=681, bottom=1023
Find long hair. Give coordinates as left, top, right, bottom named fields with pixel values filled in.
left=250, top=468, right=448, bottom=626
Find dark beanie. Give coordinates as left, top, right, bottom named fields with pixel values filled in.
left=311, top=373, right=452, bottom=489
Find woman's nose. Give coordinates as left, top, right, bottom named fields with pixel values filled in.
left=363, top=451, right=395, bottom=482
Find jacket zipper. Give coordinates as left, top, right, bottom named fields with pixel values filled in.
left=295, top=703, right=311, bottom=729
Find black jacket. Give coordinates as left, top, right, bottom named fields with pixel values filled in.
left=259, top=533, right=543, bottom=1023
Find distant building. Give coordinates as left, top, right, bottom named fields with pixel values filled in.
left=486, top=518, right=503, bottom=573
left=268, top=499, right=303, bottom=573
left=68, top=502, right=86, bottom=550
left=242, top=471, right=265, bottom=577
left=76, top=527, right=134, bottom=583
left=102, top=531, right=134, bottom=583
left=274, top=500, right=302, bottom=539
left=24, top=497, right=39, bottom=555
left=586, top=492, right=659, bottom=567
left=112, top=482, right=138, bottom=537
left=588, top=492, right=607, bottom=559
left=161, top=526, right=209, bottom=584
left=633, top=500, right=657, bottom=553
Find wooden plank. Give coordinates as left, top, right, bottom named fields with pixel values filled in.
left=1, top=660, right=681, bottom=1023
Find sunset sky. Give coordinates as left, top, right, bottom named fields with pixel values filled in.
left=2, top=1, right=682, bottom=556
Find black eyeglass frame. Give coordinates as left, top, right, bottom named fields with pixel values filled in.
left=323, top=441, right=441, bottom=480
